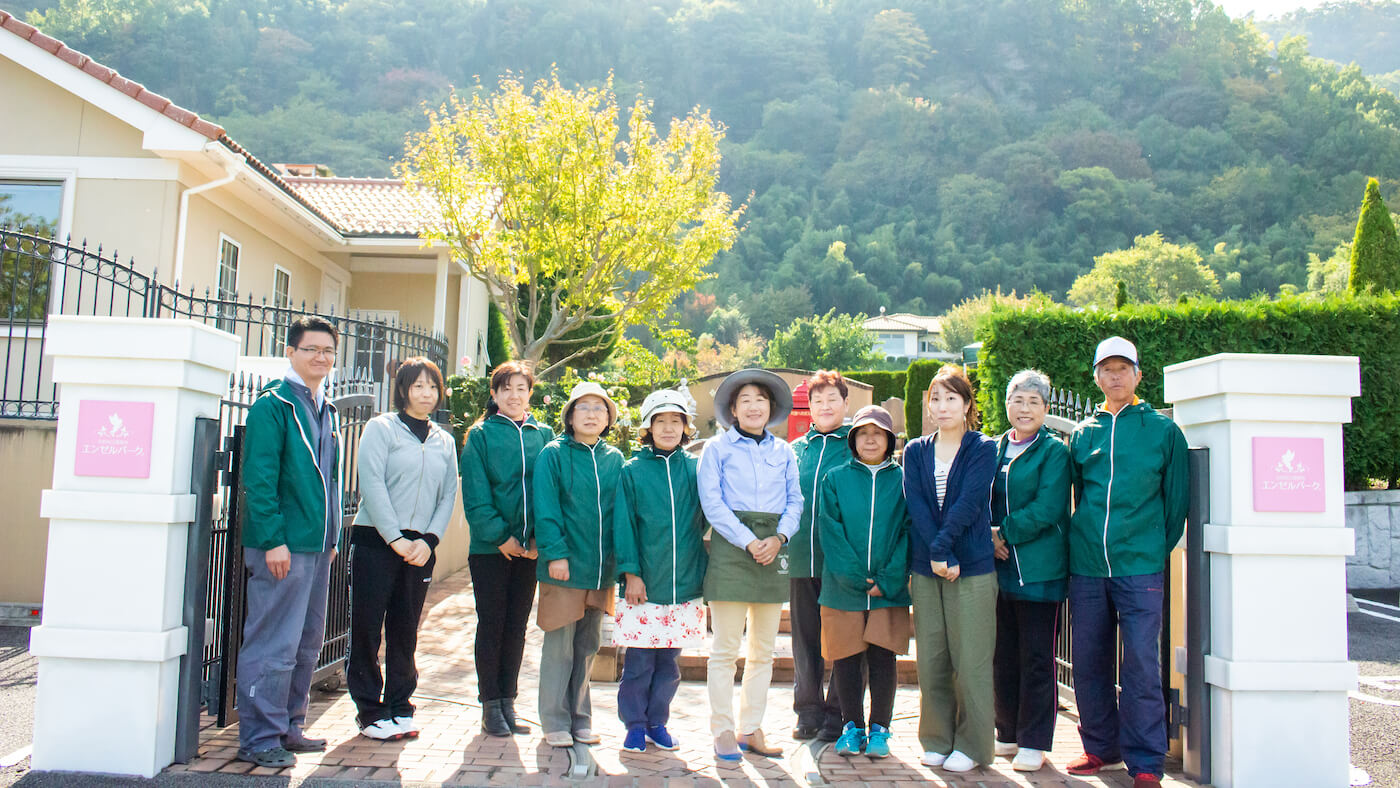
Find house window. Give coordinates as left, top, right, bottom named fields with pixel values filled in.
left=272, top=266, right=291, bottom=351
left=216, top=235, right=240, bottom=332
left=1, top=180, right=64, bottom=321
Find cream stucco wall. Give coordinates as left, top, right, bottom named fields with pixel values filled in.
left=180, top=192, right=338, bottom=306
left=0, top=421, right=56, bottom=604
left=0, top=56, right=152, bottom=158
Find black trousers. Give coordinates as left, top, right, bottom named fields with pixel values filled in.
left=467, top=552, right=538, bottom=702
left=790, top=577, right=841, bottom=729
left=992, top=594, right=1060, bottom=751
left=347, top=527, right=436, bottom=726
left=834, top=645, right=894, bottom=729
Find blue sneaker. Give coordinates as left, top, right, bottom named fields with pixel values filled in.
left=834, top=722, right=865, bottom=756
left=622, top=728, right=647, bottom=752
left=865, top=723, right=891, bottom=758
left=646, top=725, right=678, bottom=750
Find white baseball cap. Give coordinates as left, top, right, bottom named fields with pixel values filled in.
left=640, top=389, right=694, bottom=430
left=1093, top=336, right=1139, bottom=367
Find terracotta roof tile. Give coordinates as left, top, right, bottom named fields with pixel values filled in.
left=284, top=176, right=453, bottom=237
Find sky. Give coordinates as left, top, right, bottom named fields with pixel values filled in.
left=1216, top=0, right=1331, bottom=19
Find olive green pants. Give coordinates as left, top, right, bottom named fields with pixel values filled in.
left=911, top=571, right=997, bottom=764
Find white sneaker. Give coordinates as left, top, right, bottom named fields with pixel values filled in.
left=995, top=739, right=1018, bottom=757
left=942, top=750, right=978, bottom=773
left=1012, top=747, right=1046, bottom=771
left=358, top=719, right=404, bottom=741
left=921, top=751, right=948, bottom=767
left=392, top=716, right=420, bottom=739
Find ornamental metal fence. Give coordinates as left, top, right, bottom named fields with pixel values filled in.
left=0, top=227, right=449, bottom=419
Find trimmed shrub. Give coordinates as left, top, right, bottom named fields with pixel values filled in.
left=902, top=359, right=945, bottom=437
left=1349, top=178, right=1400, bottom=295
left=842, top=370, right=907, bottom=403
left=486, top=302, right=512, bottom=368
left=976, top=295, right=1400, bottom=488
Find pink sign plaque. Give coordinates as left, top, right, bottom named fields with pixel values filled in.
left=74, top=400, right=155, bottom=478
left=1252, top=436, right=1324, bottom=512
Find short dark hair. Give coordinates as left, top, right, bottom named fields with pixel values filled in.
left=392, top=356, right=445, bottom=412
left=287, top=316, right=338, bottom=350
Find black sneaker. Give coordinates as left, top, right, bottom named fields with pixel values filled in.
left=817, top=722, right=842, bottom=743
left=237, top=746, right=296, bottom=768
left=792, top=723, right=822, bottom=740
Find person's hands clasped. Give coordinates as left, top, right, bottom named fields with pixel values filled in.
left=624, top=574, right=648, bottom=605
left=406, top=539, right=432, bottom=566
left=746, top=536, right=783, bottom=565
left=930, top=559, right=961, bottom=582
left=866, top=578, right=884, bottom=597
left=498, top=535, right=529, bottom=560
left=548, top=559, right=570, bottom=582
left=991, top=527, right=1010, bottom=561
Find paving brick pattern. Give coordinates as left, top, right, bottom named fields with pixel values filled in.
left=171, top=568, right=1200, bottom=787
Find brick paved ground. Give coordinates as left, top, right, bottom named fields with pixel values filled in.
left=172, top=567, right=1201, bottom=787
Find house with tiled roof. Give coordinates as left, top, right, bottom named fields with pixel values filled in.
left=0, top=9, right=492, bottom=378
left=862, top=312, right=953, bottom=360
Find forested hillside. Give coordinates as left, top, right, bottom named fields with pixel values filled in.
left=1259, top=1, right=1400, bottom=86
left=21, top=0, right=1400, bottom=322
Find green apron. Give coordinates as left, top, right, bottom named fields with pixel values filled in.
left=703, top=511, right=791, bottom=604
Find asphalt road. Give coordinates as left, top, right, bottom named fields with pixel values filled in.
left=0, top=626, right=36, bottom=785
left=1350, top=592, right=1400, bottom=788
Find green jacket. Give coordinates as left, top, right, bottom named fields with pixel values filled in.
left=790, top=425, right=852, bottom=578
left=613, top=447, right=708, bottom=605
left=1069, top=400, right=1189, bottom=578
left=993, top=427, right=1071, bottom=587
left=817, top=459, right=912, bottom=611
left=241, top=379, right=341, bottom=553
left=460, top=413, right=554, bottom=555
left=532, top=433, right=624, bottom=590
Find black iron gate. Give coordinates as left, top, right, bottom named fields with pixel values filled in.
left=198, top=373, right=376, bottom=728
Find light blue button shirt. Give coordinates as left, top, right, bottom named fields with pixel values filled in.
left=698, top=426, right=804, bottom=549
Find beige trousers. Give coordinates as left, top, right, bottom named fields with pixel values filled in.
left=706, top=601, right=784, bottom=736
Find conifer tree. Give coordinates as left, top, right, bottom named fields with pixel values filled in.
left=1348, top=178, right=1400, bottom=294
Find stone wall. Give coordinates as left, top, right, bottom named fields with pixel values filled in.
left=1346, top=490, right=1400, bottom=590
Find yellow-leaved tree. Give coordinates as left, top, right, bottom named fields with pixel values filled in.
left=400, top=71, right=743, bottom=375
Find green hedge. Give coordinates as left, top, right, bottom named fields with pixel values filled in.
left=902, top=360, right=946, bottom=437
left=976, top=295, right=1400, bottom=488
left=842, top=370, right=907, bottom=403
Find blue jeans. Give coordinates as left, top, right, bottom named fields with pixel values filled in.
left=617, top=647, right=681, bottom=730
left=1069, top=573, right=1167, bottom=777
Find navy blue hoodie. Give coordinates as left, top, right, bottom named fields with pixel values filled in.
left=902, top=430, right=997, bottom=578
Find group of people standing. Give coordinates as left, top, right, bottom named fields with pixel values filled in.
left=232, top=316, right=1186, bottom=788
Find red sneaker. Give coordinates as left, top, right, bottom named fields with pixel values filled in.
left=1133, top=774, right=1163, bottom=788
left=1067, top=752, right=1125, bottom=775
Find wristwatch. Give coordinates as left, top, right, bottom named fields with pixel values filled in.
left=777, top=533, right=789, bottom=545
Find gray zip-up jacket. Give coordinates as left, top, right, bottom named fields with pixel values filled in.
left=352, top=412, right=459, bottom=545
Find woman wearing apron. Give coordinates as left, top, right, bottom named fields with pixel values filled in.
left=460, top=361, right=554, bottom=737
left=816, top=405, right=912, bottom=760
left=532, top=382, right=625, bottom=748
left=612, top=388, right=708, bottom=753
left=697, top=369, right=803, bottom=762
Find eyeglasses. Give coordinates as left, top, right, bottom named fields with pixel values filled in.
left=295, top=346, right=337, bottom=359
left=573, top=404, right=610, bottom=414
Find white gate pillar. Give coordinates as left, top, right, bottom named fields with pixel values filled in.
left=30, top=316, right=237, bottom=778
left=1165, top=353, right=1359, bottom=788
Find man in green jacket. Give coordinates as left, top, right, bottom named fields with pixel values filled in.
left=236, top=316, right=343, bottom=768
left=1065, top=337, right=1188, bottom=788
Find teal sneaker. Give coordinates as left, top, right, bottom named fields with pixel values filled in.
left=834, top=722, right=865, bottom=756
left=865, top=723, right=891, bottom=759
